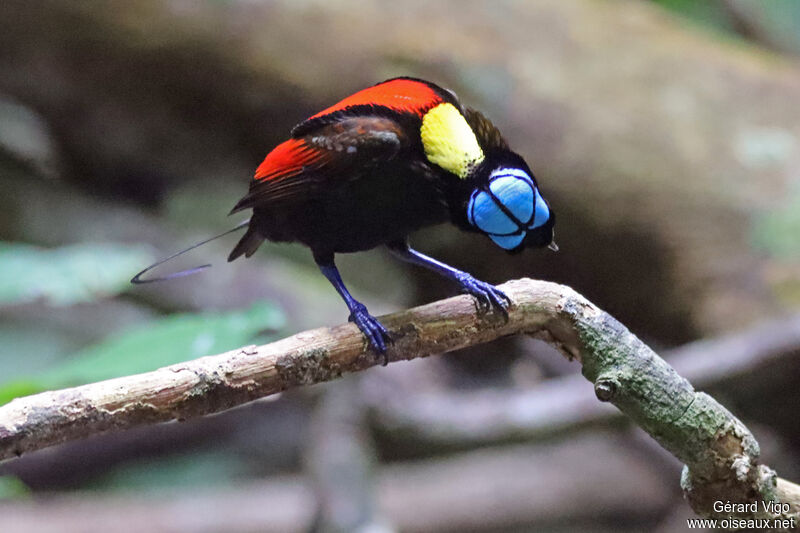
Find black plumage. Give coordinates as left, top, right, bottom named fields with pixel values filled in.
left=228, top=78, right=556, bottom=359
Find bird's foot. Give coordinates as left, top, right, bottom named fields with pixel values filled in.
left=455, top=273, right=511, bottom=318
left=348, top=302, right=391, bottom=365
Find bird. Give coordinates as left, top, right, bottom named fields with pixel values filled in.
left=227, top=77, right=556, bottom=360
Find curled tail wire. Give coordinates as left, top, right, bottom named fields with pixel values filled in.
left=131, top=219, right=250, bottom=284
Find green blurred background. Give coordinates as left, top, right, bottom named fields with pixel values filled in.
left=0, top=0, right=799, bottom=531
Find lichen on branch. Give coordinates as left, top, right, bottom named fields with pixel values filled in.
left=0, top=278, right=797, bottom=525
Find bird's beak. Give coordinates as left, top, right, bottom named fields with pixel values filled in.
left=547, top=241, right=559, bottom=252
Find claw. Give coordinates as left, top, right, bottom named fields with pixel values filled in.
left=456, top=273, right=511, bottom=318
left=348, top=302, right=392, bottom=365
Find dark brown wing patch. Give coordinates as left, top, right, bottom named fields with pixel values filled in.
left=230, top=116, right=408, bottom=213
left=463, top=107, right=509, bottom=152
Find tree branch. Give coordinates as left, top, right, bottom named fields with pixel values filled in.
left=368, top=314, right=800, bottom=445
left=0, top=278, right=797, bottom=524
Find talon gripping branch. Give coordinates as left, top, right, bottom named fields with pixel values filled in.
left=137, top=78, right=557, bottom=361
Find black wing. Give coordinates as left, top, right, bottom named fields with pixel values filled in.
left=463, top=106, right=509, bottom=153
left=230, top=115, right=411, bottom=213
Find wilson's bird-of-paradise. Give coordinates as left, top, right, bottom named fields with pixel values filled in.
left=135, top=77, right=557, bottom=361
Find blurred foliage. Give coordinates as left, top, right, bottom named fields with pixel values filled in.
left=0, top=324, right=85, bottom=380
left=0, top=302, right=285, bottom=406
left=752, top=191, right=800, bottom=260
left=652, top=0, right=800, bottom=55
left=0, top=242, right=153, bottom=307
left=0, top=475, right=30, bottom=500
left=652, top=0, right=739, bottom=33
left=86, top=450, right=249, bottom=493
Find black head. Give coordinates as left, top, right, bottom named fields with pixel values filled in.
left=464, top=155, right=556, bottom=254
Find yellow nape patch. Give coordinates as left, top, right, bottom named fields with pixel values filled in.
left=420, top=103, right=484, bottom=178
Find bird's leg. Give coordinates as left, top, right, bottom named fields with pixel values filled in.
left=314, top=252, right=391, bottom=363
left=386, top=240, right=510, bottom=317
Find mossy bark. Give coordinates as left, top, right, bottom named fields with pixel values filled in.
left=0, top=279, right=797, bottom=524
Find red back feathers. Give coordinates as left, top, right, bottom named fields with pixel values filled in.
left=253, top=78, right=446, bottom=184
left=254, top=138, right=325, bottom=181
left=308, top=78, right=444, bottom=120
